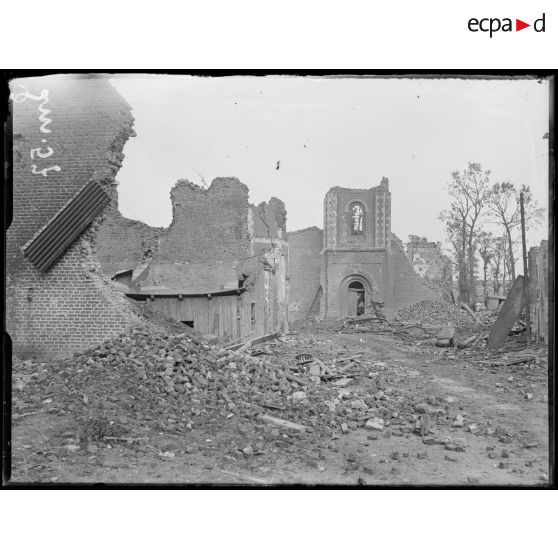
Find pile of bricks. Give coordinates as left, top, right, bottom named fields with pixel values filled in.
left=12, top=325, right=493, bottom=455
left=393, top=300, right=473, bottom=328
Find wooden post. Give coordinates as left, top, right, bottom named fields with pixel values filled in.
left=520, top=192, right=531, bottom=345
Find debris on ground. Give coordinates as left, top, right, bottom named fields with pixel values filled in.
left=11, top=306, right=549, bottom=485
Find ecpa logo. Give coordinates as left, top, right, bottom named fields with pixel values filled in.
left=468, top=13, right=546, bottom=37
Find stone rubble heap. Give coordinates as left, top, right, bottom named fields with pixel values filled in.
left=12, top=325, right=494, bottom=453
left=393, top=300, right=475, bottom=329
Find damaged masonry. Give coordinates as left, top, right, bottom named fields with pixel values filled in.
left=7, top=75, right=551, bottom=486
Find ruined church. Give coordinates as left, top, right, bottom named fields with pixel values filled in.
left=288, top=179, right=441, bottom=321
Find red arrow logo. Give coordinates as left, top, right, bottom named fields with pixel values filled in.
left=516, top=19, right=530, bottom=31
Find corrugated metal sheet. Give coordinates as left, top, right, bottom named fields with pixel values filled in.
left=23, top=180, right=110, bottom=272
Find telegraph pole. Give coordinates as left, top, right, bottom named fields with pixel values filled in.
left=520, top=192, right=531, bottom=345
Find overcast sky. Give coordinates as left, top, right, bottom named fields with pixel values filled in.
left=110, top=75, right=549, bottom=248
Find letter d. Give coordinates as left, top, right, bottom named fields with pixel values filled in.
left=534, top=13, right=545, bottom=32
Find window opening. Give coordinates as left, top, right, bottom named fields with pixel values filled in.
left=350, top=203, right=364, bottom=235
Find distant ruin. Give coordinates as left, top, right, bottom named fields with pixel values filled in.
left=288, top=180, right=443, bottom=321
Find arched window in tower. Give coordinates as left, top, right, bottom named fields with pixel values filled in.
left=350, top=202, right=365, bottom=235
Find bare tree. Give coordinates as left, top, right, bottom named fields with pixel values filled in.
left=486, top=182, right=544, bottom=280
left=490, top=235, right=507, bottom=295
left=478, top=231, right=495, bottom=303
left=439, top=162, right=491, bottom=305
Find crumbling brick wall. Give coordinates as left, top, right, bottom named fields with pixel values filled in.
left=287, top=227, right=323, bottom=321
left=390, top=234, right=443, bottom=312
left=252, top=197, right=287, bottom=242
left=289, top=183, right=442, bottom=321
left=250, top=198, right=289, bottom=330
left=8, top=75, right=142, bottom=360
left=96, top=175, right=290, bottom=339
left=156, top=177, right=251, bottom=264
left=96, top=205, right=164, bottom=278
left=405, top=239, right=453, bottom=284
left=321, top=182, right=393, bottom=319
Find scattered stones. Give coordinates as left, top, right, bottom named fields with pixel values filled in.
left=12, top=318, right=548, bottom=485
left=333, top=378, right=353, bottom=387
left=365, top=418, right=384, bottom=431
left=159, top=451, right=175, bottom=460
left=452, top=415, right=464, bottom=428
left=416, top=414, right=432, bottom=436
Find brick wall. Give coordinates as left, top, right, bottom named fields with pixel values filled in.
left=156, top=177, right=251, bottom=264
left=321, top=182, right=393, bottom=318
left=8, top=75, right=142, bottom=360
left=319, top=180, right=442, bottom=318
left=96, top=205, right=164, bottom=278
left=390, top=234, right=442, bottom=312
left=322, top=249, right=390, bottom=318
left=405, top=240, right=453, bottom=283
left=96, top=175, right=289, bottom=339
left=252, top=197, right=287, bottom=240
left=287, top=227, right=323, bottom=321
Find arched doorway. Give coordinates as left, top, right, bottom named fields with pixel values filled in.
left=340, top=273, right=375, bottom=317
left=348, top=280, right=365, bottom=316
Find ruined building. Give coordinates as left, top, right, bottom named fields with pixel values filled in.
left=97, top=179, right=289, bottom=342
left=288, top=179, right=442, bottom=321
left=8, top=75, right=288, bottom=359
left=528, top=240, right=549, bottom=344
left=8, top=75, right=144, bottom=359
left=404, top=237, right=453, bottom=285
left=8, top=76, right=451, bottom=359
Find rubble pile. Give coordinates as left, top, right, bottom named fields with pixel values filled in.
left=13, top=326, right=308, bottom=438
left=394, top=300, right=474, bottom=328
left=13, top=325, right=494, bottom=458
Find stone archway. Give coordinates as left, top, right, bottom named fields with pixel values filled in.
left=340, top=273, right=376, bottom=317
